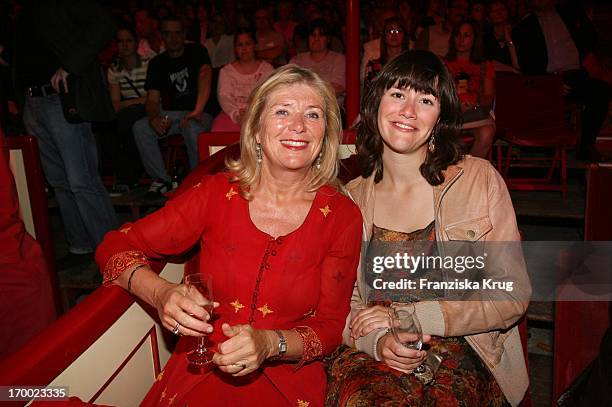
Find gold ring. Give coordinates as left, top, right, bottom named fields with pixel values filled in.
left=172, top=322, right=180, bottom=335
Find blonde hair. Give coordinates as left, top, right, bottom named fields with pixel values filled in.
left=227, top=64, right=342, bottom=198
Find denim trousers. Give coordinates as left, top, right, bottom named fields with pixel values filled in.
left=23, top=93, right=117, bottom=253
left=132, top=110, right=212, bottom=183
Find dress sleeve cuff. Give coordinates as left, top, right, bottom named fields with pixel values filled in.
left=102, top=250, right=149, bottom=286
left=294, top=326, right=323, bottom=369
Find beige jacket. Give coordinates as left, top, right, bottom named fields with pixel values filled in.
left=342, top=156, right=531, bottom=407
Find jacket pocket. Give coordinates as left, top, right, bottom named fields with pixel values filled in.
left=444, top=216, right=493, bottom=241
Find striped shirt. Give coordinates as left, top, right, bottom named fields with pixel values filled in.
left=107, top=57, right=150, bottom=100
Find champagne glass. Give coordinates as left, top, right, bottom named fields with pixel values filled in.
left=389, top=303, right=432, bottom=384
left=185, top=273, right=214, bottom=365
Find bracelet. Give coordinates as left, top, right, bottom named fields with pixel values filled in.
left=127, top=264, right=147, bottom=293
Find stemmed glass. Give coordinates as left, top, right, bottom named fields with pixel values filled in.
left=389, top=304, right=440, bottom=384
left=185, top=273, right=214, bottom=365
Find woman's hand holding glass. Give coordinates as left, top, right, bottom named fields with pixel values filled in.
left=213, top=323, right=278, bottom=376
left=151, top=281, right=214, bottom=337
left=376, top=333, right=427, bottom=373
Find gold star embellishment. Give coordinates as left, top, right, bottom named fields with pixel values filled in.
left=225, top=187, right=238, bottom=200
left=168, top=393, right=178, bottom=405
left=230, top=299, right=245, bottom=313
left=257, top=304, right=274, bottom=317
left=192, top=181, right=201, bottom=189
left=159, top=387, right=167, bottom=402
left=297, top=399, right=310, bottom=407
left=319, top=205, right=331, bottom=218
left=120, top=227, right=131, bottom=234
left=155, top=370, right=164, bottom=382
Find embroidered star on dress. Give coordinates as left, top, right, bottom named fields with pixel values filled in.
left=297, top=399, right=310, bottom=407
left=156, top=370, right=164, bottom=382
left=225, top=187, right=238, bottom=200
left=319, top=205, right=331, bottom=218
left=168, top=393, right=178, bottom=405
left=257, top=303, right=274, bottom=317
left=332, top=271, right=345, bottom=283
left=230, top=299, right=245, bottom=313
left=120, top=226, right=131, bottom=234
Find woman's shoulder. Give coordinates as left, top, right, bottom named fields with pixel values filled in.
left=454, top=155, right=505, bottom=188
left=319, top=184, right=362, bottom=216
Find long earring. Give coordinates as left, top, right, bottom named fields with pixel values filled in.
left=315, top=152, right=322, bottom=170
left=256, top=143, right=262, bottom=163
left=428, top=133, right=436, bottom=153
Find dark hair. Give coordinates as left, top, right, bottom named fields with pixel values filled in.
left=357, top=50, right=463, bottom=185
left=234, top=27, right=256, bottom=45
left=116, top=24, right=138, bottom=42
left=446, top=19, right=485, bottom=64
left=307, top=18, right=330, bottom=37
left=380, top=16, right=410, bottom=65
left=160, top=15, right=184, bottom=29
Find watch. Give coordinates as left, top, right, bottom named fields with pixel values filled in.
left=270, top=330, right=287, bottom=360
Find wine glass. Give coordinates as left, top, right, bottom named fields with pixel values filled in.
left=185, top=273, right=214, bottom=365
left=388, top=305, right=426, bottom=374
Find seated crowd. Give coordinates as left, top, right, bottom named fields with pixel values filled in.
left=88, top=0, right=608, bottom=202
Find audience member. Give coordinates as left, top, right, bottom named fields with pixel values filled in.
left=512, top=0, right=611, bottom=160
left=14, top=0, right=118, bottom=268
left=361, top=7, right=397, bottom=84
left=416, top=0, right=467, bottom=57
left=133, top=16, right=213, bottom=199
left=135, top=8, right=165, bottom=59
left=106, top=25, right=148, bottom=196
left=202, top=15, right=234, bottom=69
left=445, top=19, right=496, bottom=158
left=254, top=8, right=286, bottom=66
left=290, top=20, right=346, bottom=106
left=483, top=0, right=520, bottom=72
left=273, top=0, right=298, bottom=52
left=364, top=17, right=411, bottom=86
left=213, top=29, right=273, bottom=131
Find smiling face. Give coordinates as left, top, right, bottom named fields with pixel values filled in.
left=257, top=83, right=326, bottom=175
left=377, top=85, right=440, bottom=156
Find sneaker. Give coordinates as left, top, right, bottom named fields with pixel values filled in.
left=144, top=180, right=177, bottom=200
left=109, top=183, right=131, bottom=197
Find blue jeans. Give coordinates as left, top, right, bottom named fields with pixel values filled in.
left=132, top=110, right=212, bottom=182
left=23, top=93, right=117, bottom=253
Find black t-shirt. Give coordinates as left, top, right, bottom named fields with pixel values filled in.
left=145, top=43, right=211, bottom=111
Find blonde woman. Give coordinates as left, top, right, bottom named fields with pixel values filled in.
left=96, top=65, right=362, bottom=406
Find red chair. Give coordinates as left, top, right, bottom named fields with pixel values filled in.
left=553, top=163, right=612, bottom=401
left=495, top=74, right=578, bottom=198
left=197, top=131, right=240, bottom=162
left=1, top=134, right=62, bottom=315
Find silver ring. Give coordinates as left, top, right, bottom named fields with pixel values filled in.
left=172, top=322, right=180, bottom=335
left=232, top=363, right=247, bottom=370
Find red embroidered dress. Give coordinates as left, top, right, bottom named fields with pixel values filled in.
left=96, top=173, right=362, bottom=407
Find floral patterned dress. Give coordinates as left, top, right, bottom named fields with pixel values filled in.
left=325, top=222, right=510, bottom=407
